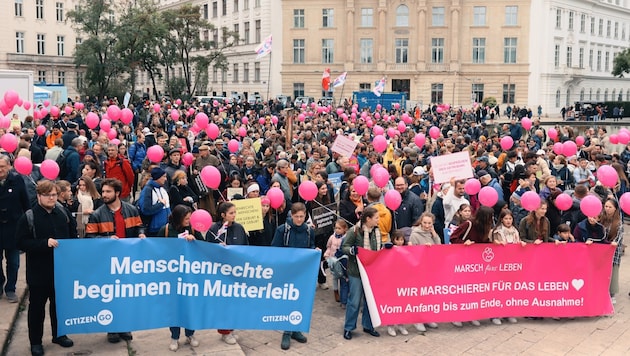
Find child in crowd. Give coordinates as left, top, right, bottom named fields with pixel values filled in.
left=491, top=209, right=522, bottom=325
left=552, top=223, right=575, bottom=243
left=386, top=231, right=410, bottom=337
left=409, top=212, right=441, bottom=246
left=324, top=220, right=349, bottom=308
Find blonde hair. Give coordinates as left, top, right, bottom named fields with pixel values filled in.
left=172, top=170, right=188, bottom=185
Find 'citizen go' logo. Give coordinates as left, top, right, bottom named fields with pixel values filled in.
left=288, top=311, right=302, bottom=325
left=261, top=311, right=303, bottom=325
left=97, top=310, right=113, bottom=326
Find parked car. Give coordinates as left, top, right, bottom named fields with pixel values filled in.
left=319, top=97, right=334, bottom=106
left=275, top=95, right=291, bottom=107
left=248, top=94, right=262, bottom=105
left=294, top=96, right=315, bottom=107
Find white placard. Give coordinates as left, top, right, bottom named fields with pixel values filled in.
left=331, top=134, right=358, bottom=158
left=430, top=151, right=474, bottom=184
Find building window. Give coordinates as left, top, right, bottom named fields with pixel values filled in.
left=432, top=7, right=444, bottom=26
left=607, top=20, right=611, bottom=37
left=613, top=89, right=617, bottom=101
left=233, top=24, right=239, bottom=37
left=505, top=6, right=517, bottom=26
left=203, top=4, right=208, bottom=19
left=599, top=19, right=603, bottom=36
left=360, top=38, right=373, bottom=63
left=472, top=38, right=485, bottom=64
left=233, top=0, right=238, bottom=12
left=212, top=67, right=218, bottom=83
left=579, top=47, right=584, bottom=68
left=396, top=5, right=409, bottom=27
left=504, top=37, right=517, bottom=63
left=15, top=32, right=24, bottom=53
left=293, top=39, right=305, bottom=63
left=591, top=18, right=595, bottom=35
left=395, top=38, right=408, bottom=63
left=38, top=70, right=46, bottom=83
left=293, top=83, right=305, bottom=98
left=554, top=45, right=560, bottom=67
left=604, top=89, right=609, bottom=101
left=212, top=1, right=217, bottom=17
left=431, top=38, right=444, bottom=63
left=57, top=36, right=64, bottom=56
left=202, top=29, right=209, bottom=42
left=472, top=84, right=484, bottom=103
left=614, top=22, right=619, bottom=38
left=255, top=0, right=260, bottom=8
left=37, top=34, right=45, bottom=55
left=233, top=63, right=238, bottom=83
left=322, top=8, right=334, bottom=28
left=555, top=89, right=561, bottom=107
left=15, top=0, right=23, bottom=17
left=36, top=0, right=44, bottom=19
left=361, top=8, right=373, bottom=27
left=55, top=2, right=64, bottom=21
left=244, top=22, right=249, bottom=44
left=221, top=68, right=227, bottom=83
left=255, top=20, right=261, bottom=43
left=473, top=7, right=486, bottom=26
left=503, top=84, right=515, bottom=104
left=359, top=83, right=371, bottom=90
left=597, top=50, right=602, bottom=71
left=254, top=62, right=260, bottom=82
left=555, top=9, right=561, bottom=29
left=322, top=39, right=334, bottom=64
left=566, top=47, right=573, bottom=67
left=76, top=37, right=82, bottom=45
left=431, top=83, right=443, bottom=103
left=244, top=0, right=248, bottom=10
left=212, top=29, right=218, bottom=48
left=58, top=71, right=65, bottom=84
left=568, top=11, right=574, bottom=30
left=580, top=14, right=586, bottom=33
left=76, top=71, right=83, bottom=89
left=589, top=49, right=593, bottom=70
left=243, top=63, right=249, bottom=82
left=589, top=88, right=593, bottom=100
left=580, top=88, right=585, bottom=101
left=222, top=0, right=227, bottom=16
left=605, top=51, right=610, bottom=71
left=293, top=9, right=304, bottom=28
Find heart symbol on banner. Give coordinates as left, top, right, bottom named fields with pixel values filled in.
left=571, top=279, right=584, bottom=291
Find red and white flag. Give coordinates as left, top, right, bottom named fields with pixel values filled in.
left=322, top=68, right=331, bottom=91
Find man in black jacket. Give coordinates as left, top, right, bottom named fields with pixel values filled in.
left=16, top=180, right=77, bottom=356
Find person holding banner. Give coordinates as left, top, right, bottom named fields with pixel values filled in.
left=599, top=199, right=624, bottom=303
left=156, top=204, right=203, bottom=351
left=16, top=180, right=77, bottom=356
left=342, top=206, right=389, bottom=340
left=307, top=181, right=335, bottom=289
left=339, top=185, right=366, bottom=226
left=271, top=202, right=314, bottom=350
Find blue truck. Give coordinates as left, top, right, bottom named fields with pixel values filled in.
left=352, top=91, right=407, bottom=111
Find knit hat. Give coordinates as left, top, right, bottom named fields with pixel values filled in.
left=151, top=167, right=167, bottom=180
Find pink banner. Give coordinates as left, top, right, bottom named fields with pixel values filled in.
left=357, top=244, right=615, bottom=326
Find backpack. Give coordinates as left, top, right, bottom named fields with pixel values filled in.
left=56, top=151, right=68, bottom=179
left=25, top=202, right=70, bottom=239
left=135, top=186, right=156, bottom=227
left=328, top=254, right=348, bottom=279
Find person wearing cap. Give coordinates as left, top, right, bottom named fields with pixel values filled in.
left=61, top=121, right=79, bottom=149
left=409, top=166, right=426, bottom=197
left=162, top=148, right=185, bottom=185
left=212, top=139, right=230, bottom=161
left=139, top=167, right=171, bottom=236
left=194, top=143, right=220, bottom=170
left=60, top=138, right=83, bottom=184
left=475, top=156, right=498, bottom=179
left=104, top=143, right=135, bottom=201
left=535, top=149, right=552, bottom=182
left=478, top=169, right=504, bottom=202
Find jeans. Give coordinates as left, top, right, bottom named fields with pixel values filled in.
left=337, top=276, right=349, bottom=305
left=344, top=275, right=374, bottom=331
left=0, top=248, right=19, bottom=293
left=169, top=327, right=194, bottom=339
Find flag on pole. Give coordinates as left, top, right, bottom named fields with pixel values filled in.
left=373, top=76, right=386, bottom=97
left=332, top=72, right=347, bottom=88
left=322, top=68, right=331, bottom=91
left=255, top=34, right=273, bottom=59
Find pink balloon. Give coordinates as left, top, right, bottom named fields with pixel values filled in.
left=187, top=108, right=195, bottom=116
left=107, top=105, right=121, bottom=121
left=0, top=117, right=9, bottom=129
left=3, top=90, right=19, bottom=107
left=553, top=142, right=564, bottom=155
left=110, top=138, right=120, bottom=146
left=258, top=117, right=266, bottom=125
left=207, top=123, right=219, bottom=139
left=200, top=165, right=221, bottom=189
left=500, top=136, right=514, bottom=150
left=387, top=128, right=397, bottom=138
left=548, top=128, right=558, bottom=140
left=190, top=209, right=213, bottom=231
left=242, top=117, right=249, bottom=125
left=36, top=125, right=46, bottom=136
left=610, top=134, right=619, bottom=145
left=153, top=103, right=161, bottom=112
left=555, top=193, right=573, bottom=211
left=353, top=176, right=369, bottom=196
left=414, top=133, right=426, bottom=148
left=394, top=103, right=401, bottom=110
left=75, top=102, right=84, bottom=110
left=182, top=152, right=194, bottom=166
left=85, top=112, right=99, bottom=129
left=175, top=98, right=182, bottom=106
left=580, top=195, right=602, bottom=217
left=170, top=109, right=180, bottom=121
left=618, top=132, right=630, bottom=145
left=562, top=141, right=577, bottom=157
left=23, top=101, right=31, bottom=110
left=397, top=121, right=407, bottom=133
left=107, top=128, right=117, bottom=140
left=366, top=120, right=373, bottom=129
left=99, top=119, right=111, bottom=132
left=266, top=187, right=285, bottom=209
left=14, top=156, right=32, bottom=175
left=64, top=106, right=73, bottom=116
left=298, top=113, right=305, bottom=122
left=0, top=133, right=18, bottom=152
left=195, top=113, right=209, bottom=130
left=521, top=191, right=542, bottom=211
left=50, top=106, right=60, bottom=117
left=43, top=100, right=50, bottom=107
left=464, top=178, right=481, bottom=195
left=620, top=192, right=630, bottom=215
left=298, top=181, right=318, bottom=201
left=429, top=126, right=440, bottom=139
left=376, top=104, right=382, bottom=111
left=597, top=165, right=618, bottom=188
left=0, top=100, right=11, bottom=116
left=40, top=107, right=48, bottom=117
left=40, top=159, right=60, bottom=180
left=146, top=145, right=164, bottom=163
left=576, top=136, right=585, bottom=146
left=120, top=108, right=133, bottom=124
left=238, top=127, right=247, bottom=137
left=436, top=107, right=443, bottom=114
left=373, top=135, right=388, bottom=153
left=372, top=167, right=390, bottom=188
left=521, top=117, right=532, bottom=131
left=478, top=186, right=498, bottom=207
left=228, top=139, right=239, bottom=153
left=384, top=190, right=402, bottom=210
left=271, top=116, right=278, bottom=124
left=373, top=125, right=384, bottom=136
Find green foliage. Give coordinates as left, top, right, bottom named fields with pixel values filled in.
left=482, top=96, right=497, bottom=108
left=612, top=49, right=630, bottom=78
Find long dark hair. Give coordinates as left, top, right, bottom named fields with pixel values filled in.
left=600, top=198, right=621, bottom=242
left=169, top=204, right=193, bottom=232
left=473, top=206, right=494, bottom=242
left=217, top=202, right=235, bottom=222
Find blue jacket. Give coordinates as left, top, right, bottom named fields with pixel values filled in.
left=271, top=217, right=315, bottom=248
left=128, top=142, right=146, bottom=172
left=62, top=146, right=81, bottom=183
left=141, top=180, right=171, bottom=234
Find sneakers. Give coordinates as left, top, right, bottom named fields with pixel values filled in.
left=6, top=291, right=18, bottom=303
left=397, top=325, right=409, bottom=335
left=387, top=326, right=396, bottom=337
left=414, top=323, right=426, bottom=332
left=452, top=322, right=463, bottom=327
left=281, top=332, right=291, bottom=350
left=471, top=320, right=481, bottom=326
left=491, top=318, right=502, bottom=325
left=319, top=283, right=329, bottom=290
left=169, top=339, right=178, bottom=351
left=508, top=318, right=518, bottom=324
left=222, top=333, right=237, bottom=345
left=426, top=322, right=439, bottom=329
left=186, top=336, right=199, bottom=347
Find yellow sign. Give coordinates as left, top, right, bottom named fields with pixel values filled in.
left=232, top=197, right=263, bottom=231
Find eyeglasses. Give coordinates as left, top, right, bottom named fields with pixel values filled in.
left=40, top=193, right=58, bottom=198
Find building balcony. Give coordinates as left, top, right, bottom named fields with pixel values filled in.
left=387, top=63, right=415, bottom=71
left=6, top=53, right=75, bottom=66
left=425, top=63, right=451, bottom=72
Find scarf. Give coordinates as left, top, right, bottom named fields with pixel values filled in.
left=76, top=190, right=93, bottom=225
left=357, top=222, right=381, bottom=251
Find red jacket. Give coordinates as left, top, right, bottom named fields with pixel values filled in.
left=104, top=156, right=135, bottom=198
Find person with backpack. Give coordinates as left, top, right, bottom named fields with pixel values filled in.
left=59, top=137, right=82, bottom=184
left=139, top=168, right=171, bottom=237
left=16, top=180, right=77, bottom=356
left=271, top=202, right=315, bottom=350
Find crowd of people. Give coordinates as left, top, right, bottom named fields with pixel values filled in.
left=0, top=95, right=627, bottom=355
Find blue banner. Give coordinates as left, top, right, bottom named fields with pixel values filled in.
left=54, top=239, right=320, bottom=335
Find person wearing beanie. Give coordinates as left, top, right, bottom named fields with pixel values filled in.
left=139, top=167, right=171, bottom=236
